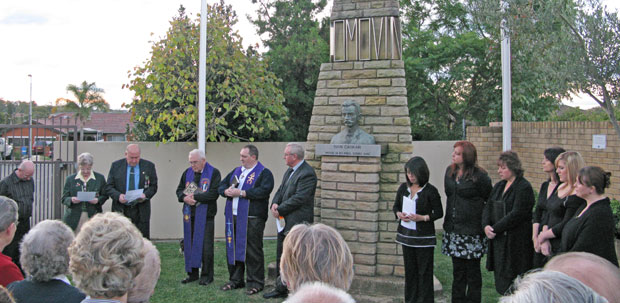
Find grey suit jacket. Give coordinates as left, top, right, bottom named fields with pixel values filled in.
left=271, top=161, right=317, bottom=234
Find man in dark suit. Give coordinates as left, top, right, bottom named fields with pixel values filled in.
left=219, top=145, right=274, bottom=295
left=105, top=144, right=158, bottom=239
left=263, top=143, right=317, bottom=299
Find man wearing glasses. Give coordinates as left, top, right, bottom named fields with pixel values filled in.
left=0, top=160, right=35, bottom=270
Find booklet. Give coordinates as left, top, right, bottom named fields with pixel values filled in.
left=77, top=191, right=96, bottom=202
left=400, top=196, right=417, bottom=230
left=125, top=189, right=144, bottom=203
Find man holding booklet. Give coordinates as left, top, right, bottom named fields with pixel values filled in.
left=106, top=143, right=158, bottom=239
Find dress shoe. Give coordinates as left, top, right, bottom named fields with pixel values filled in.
left=262, top=289, right=287, bottom=299
left=181, top=276, right=199, bottom=284
left=199, top=277, right=213, bottom=286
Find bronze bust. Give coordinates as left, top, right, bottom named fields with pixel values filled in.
left=330, top=100, right=375, bottom=145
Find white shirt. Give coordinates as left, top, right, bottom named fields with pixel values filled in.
left=232, top=164, right=256, bottom=215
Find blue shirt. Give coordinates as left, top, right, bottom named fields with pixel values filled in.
left=126, top=164, right=140, bottom=192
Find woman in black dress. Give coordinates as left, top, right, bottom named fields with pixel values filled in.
left=531, top=147, right=564, bottom=268
left=442, top=141, right=492, bottom=303
left=537, top=151, right=586, bottom=256
left=393, top=157, right=443, bottom=303
left=561, top=166, right=619, bottom=266
left=483, top=151, right=535, bottom=294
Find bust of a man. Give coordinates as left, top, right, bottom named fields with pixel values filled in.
left=330, top=100, right=376, bottom=145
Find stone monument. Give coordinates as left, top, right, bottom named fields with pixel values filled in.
left=304, top=0, right=414, bottom=299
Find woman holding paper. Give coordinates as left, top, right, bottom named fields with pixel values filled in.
left=482, top=151, right=535, bottom=294
left=61, top=152, right=108, bottom=232
left=393, top=156, right=443, bottom=303
left=442, top=141, right=492, bottom=303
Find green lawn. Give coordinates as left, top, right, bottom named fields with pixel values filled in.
left=151, top=234, right=500, bottom=302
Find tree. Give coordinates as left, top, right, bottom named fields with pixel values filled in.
left=401, top=0, right=567, bottom=140
left=55, top=81, right=109, bottom=140
left=472, top=0, right=620, bottom=140
left=125, top=3, right=287, bottom=143
left=250, top=0, right=329, bottom=141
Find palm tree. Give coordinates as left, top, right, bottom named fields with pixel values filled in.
left=55, top=81, right=109, bottom=141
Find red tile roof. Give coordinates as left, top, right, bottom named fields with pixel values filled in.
left=37, top=112, right=133, bottom=134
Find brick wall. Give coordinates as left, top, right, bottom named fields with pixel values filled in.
left=468, top=121, right=620, bottom=199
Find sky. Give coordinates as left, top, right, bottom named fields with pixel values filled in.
left=0, top=0, right=617, bottom=111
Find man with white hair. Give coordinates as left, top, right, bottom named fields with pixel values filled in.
left=0, top=160, right=35, bottom=269
left=175, top=149, right=221, bottom=285
left=0, top=196, right=23, bottom=287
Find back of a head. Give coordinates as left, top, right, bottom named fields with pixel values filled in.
left=500, top=270, right=607, bottom=303
left=69, top=212, right=145, bottom=299
left=127, top=239, right=161, bottom=303
left=0, top=286, right=15, bottom=303
left=20, top=220, right=74, bottom=282
left=285, top=282, right=355, bottom=303
left=0, top=196, right=18, bottom=233
left=281, top=223, right=354, bottom=292
left=546, top=252, right=620, bottom=303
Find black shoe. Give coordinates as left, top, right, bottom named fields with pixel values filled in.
left=199, top=277, right=213, bottom=286
left=181, top=276, right=199, bottom=284
left=262, top=289, right=287, bottom=299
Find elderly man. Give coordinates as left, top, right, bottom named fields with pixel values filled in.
left=0, top=196, right=23, bottom=287
left=263, top=143, right=317, bottom=299
left=330, top=100, right=375, bottom=145
left=175, top=149, right=220, bottom=286
left=0, top=160, right=35, bottom=269
left=105, top=144, right=158, bottom=239
left=218, top=145, right=274, bottom=295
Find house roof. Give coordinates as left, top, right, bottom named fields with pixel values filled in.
left=37, top=112, right=133, bottom=134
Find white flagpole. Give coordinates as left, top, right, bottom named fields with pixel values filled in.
left=198, top=0, right=207, bottom=151
left=501, top=0, right=512, bottom=151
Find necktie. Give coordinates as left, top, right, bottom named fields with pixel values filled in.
left=129, top=166, right=136, bottom=190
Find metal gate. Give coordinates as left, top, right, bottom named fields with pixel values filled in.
left=0, top=122, right=78, bottom=225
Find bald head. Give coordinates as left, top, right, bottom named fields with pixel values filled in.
left=125, top=144, right=141, bottom=167
left=545, top=252, right=620, bottom=303
left=16, top=160, right=34, bottom=181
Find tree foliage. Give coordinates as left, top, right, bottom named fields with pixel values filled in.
left=250, top=0, right=329, bottom=141
left=401, top=0, right=566, bottom=140
left=125, top=3, right=287, bottom=143
left=55, top=81, right=109, bottom=140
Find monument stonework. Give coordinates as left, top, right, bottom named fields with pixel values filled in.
left=304, top=0, right=413, bottom=290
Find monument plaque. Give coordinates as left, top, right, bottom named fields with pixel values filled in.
left=315, top=144, right=381, bottom=157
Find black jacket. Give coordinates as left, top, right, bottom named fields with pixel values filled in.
left=218, top=165, right=274, bottom=221
left=561, top=198, right=619, bottom=266
left=271, top=161, right=317, bottom=235
left=443, top=166, right=492, bottom=235
left=176, top=166, right=221, bottom=219
left=393, top=182, right=443, bottom=246
left=482, top=176, right=535, bottom=275
left=105, top=158, right=158, bottom=223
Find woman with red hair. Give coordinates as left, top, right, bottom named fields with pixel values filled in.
left=442, top=141, right=492, bottom=303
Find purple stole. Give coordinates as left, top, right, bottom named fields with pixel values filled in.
left=225, top=162, right=265, bottom=265
left=183, top=163, right=213, bottom=273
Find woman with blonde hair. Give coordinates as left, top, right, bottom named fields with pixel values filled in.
left=280, top=223, right=353, bottom=293
left=537, top=151, right=586, bottom=257
left=69, top=212, right=145, bottom=303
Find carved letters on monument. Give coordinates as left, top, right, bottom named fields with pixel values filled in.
left=331, top=16, right=402, bottom=62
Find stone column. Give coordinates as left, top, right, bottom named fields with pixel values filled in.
left=305, top=0, right=413, bottom=279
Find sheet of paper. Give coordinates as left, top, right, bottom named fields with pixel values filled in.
left=125, top=189, right=144, bottom=202
left=77, top=191, right=96, bottom=202
left=276, top=216, right=285, bottom=233
left=400, top=196, right=417, bottom=230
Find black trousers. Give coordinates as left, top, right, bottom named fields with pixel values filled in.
left=123, top=205, right=150, bottom=239
left=451, top=257, right=482, bottom=303
left=402, top=246, right=434, bottom=303
left=274, top=232, right=288, bottom=293
left=187, top=216, right=214, bottom=283
left=2, top=217, right=29, bottom=271
left=227, top=216, right=266, bottom=289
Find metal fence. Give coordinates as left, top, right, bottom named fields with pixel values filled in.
left=0, top=121, right=78, bottom=225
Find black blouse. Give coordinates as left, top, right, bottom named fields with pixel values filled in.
left=393, top=183, right=444, bottom=247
